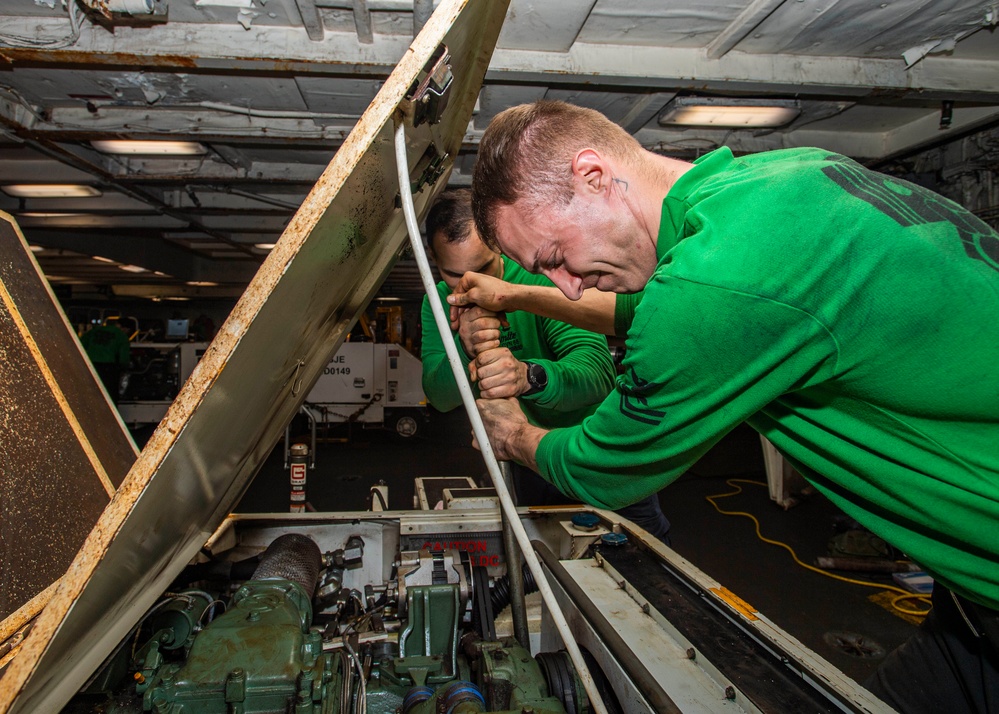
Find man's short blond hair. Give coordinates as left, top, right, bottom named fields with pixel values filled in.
left=471, top=100, right=641, bottom=250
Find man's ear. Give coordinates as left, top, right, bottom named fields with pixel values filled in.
left=572, top=149, right=606, bottom=194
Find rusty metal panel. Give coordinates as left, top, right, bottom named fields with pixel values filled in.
left=0, top=1, right=508, bottom=711
left=0, top=213, right=136, bottom=625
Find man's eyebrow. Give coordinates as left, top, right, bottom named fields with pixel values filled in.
left=441, top=257, right=494, bottom=278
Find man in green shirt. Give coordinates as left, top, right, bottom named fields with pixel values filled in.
left=421, top=189, right=671, bottom=542
left=450, top=100, right=999, bottom=712
left=81, top=320, right=131, bottom=404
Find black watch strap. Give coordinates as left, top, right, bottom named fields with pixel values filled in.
left=524, top=361, right=548, bottom=395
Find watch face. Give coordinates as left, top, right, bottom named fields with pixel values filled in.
left=529, top=362, right=548, bottom=389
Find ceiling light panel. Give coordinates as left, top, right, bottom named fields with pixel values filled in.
left=659, top=98, right=801, bottom=128
left=91, top=140, right=207, bottom=155
left=2, top=184, right=102, bottom=198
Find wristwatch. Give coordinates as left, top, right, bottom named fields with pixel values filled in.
left=523, top=361, right=549, bottom=396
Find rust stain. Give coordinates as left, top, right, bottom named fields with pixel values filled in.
left=0, top=48, right=197, bottom=69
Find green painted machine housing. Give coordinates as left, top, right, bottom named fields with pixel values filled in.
left=94, top=570, right=577, bottom=714
left=132, top=580, right=340, bottom=713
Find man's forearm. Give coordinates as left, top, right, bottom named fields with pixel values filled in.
left=506, top=285, right=616, bottom=336
left=504, top=422, right=547, bottom=473
left=475, top=397, right=547, bottom=472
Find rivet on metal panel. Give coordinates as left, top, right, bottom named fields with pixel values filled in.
left=724, top=686, right=736, bottom=700
left=685, top=648, right=696, bottom=660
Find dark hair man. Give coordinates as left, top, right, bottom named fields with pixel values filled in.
left=450, top=100, right=999, bottom=712
left=421, top=188, right=671, bottom=542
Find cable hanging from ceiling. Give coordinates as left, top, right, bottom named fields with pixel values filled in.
left=0, top=0, right=82, bottom=49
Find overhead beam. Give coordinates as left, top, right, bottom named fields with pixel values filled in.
left=633, top=105, right=999, bottom=160
left=36, top=106, right=358, bottom=143
left=2, top=19, right=999, bottom=100
left=496, top=0, right=597, bottom=52
left=352, top=0, right=374, bottom=44
left=879, top=105, right=999, bottom=160
left=293, top=0, right=325, bottom=41
left=487, top=45, right=999, bottom=102
left=0, top=109, right=261, bottom=258
left=24, top=230, right=259, bottom=283
left=706, top=0, right=788, bottom=60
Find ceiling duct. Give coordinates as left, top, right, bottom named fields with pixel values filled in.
left=80, top=0, right=165, bottom=19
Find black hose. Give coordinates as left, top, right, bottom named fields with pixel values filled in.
left=490, top=561, right=538, bottom=614
left=532, top=541, right=682, bottom=714
left=251, top=533, right=323, bottom=597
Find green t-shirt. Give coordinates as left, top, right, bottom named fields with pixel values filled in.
left=421, top=259, right=615, bottom=429
left=539, top=146, right=999, bottom=609
left=80, top=324, right=130, bottom=366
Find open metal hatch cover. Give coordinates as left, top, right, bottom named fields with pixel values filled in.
left=0, top=212, right=137, bottom=642
left=0, top=1, right=508, bottom=710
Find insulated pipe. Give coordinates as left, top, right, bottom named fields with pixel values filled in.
left=393, top=119, right=607, bottom=714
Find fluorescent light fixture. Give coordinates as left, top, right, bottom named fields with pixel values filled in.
left=93, top=255, right=117, bottom=263
left=118, top=264, right=148, bottom=273
left=91, top=140, right=207, bottom=155
left=153, top=271, right=171, bottom=277
left=29, top=245, right=44, bottom=253
left=2, top=184, right=102, bottom=198
left=186, top=280, right=218, bottom=287
left=254, top=242, right=277, bottom=250
left=658, top=98, right=801, bottom=128
left=18, top=212, right=88, bottom=218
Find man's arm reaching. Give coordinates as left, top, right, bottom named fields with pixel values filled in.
left=448, top=272, right=617, bottom=336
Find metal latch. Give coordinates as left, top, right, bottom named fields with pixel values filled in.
left=405, top=43, right=453, bottom=128
left=410, top=142, right=450, bottom=194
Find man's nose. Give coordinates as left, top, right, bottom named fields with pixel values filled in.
left=547, top=269, right=584, bottom=301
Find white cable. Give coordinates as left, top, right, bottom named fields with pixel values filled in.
left=393, top=119, right=608, bottom=714
left=0, top=0, right=82, bottom=48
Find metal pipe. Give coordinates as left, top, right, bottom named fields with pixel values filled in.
left=393, top=119, right=607, bottom=714
left=500, top=461, right=530, bottom=648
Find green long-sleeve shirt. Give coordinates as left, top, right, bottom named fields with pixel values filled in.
left=539, top=146, right=999, bottom=609
left=421, top=259, right=615, bottom=429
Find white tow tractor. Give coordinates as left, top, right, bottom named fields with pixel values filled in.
left=300, top=341, right=428, bottom=439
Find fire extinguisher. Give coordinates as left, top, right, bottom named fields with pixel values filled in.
left=289, top=442, right=309, bottom=513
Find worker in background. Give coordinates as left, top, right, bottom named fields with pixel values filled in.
left=81, top=319, right=131, bottom=404
left=420, top=188, right=671, bottom=543
left=450, top=100, right=999, bottom=713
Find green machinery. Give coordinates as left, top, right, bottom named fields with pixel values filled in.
left=67, top=533, right=587, bottom=714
